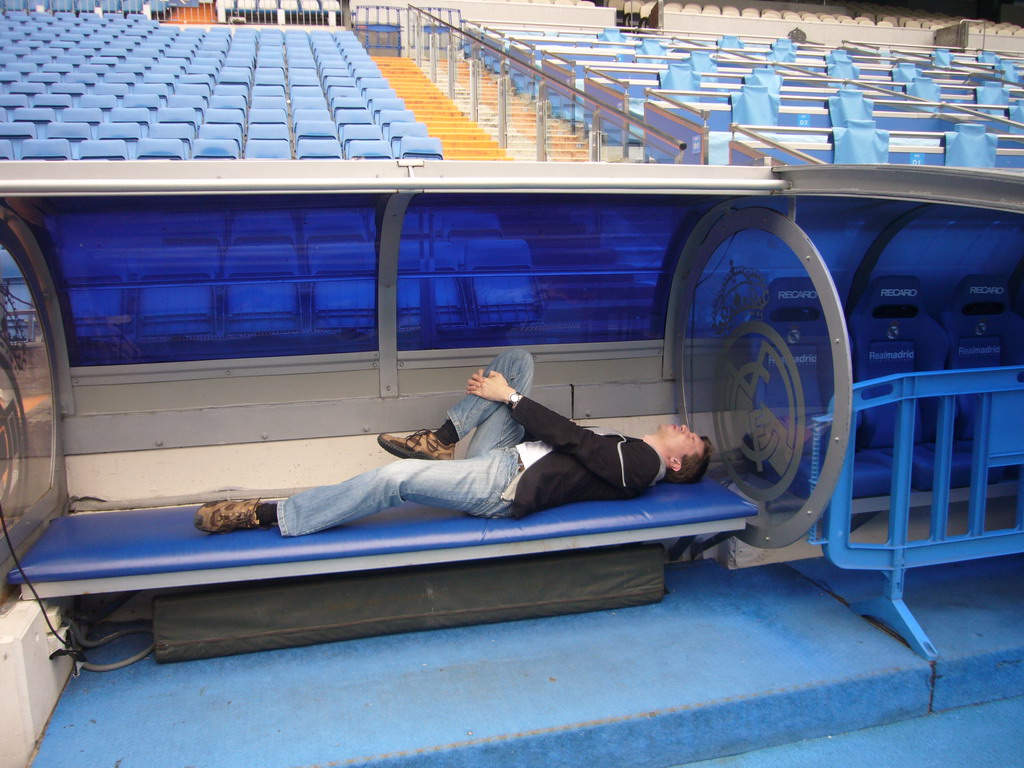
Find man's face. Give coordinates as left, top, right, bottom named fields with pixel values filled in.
left=656, top=423, right=705, bottom=466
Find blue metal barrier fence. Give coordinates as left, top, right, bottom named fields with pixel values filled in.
left=822, top=366, right=1024, bottom=659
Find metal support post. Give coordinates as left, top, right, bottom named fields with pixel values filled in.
left=589, top=112, right=602, bottom=162
left=429, top=31, right=438, bottom=84
left=536, top=99, right=548, bottom=162
left=497, top=75, right=510, bottom=149
left=447, top=39, right=456, bottom=100
left=412, top=16, right=421, bottom=67
left=470, top=58, right=480, bottom=123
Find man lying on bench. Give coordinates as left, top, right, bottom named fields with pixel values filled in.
left=194, top=348, right=713, bottom=536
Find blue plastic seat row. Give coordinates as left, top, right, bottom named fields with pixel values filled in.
left=0, top=135, right=184, bottom=159
left=848, top=274, right=1024, bottom=497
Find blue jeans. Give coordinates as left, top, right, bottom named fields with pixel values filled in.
left=277, top=349, right=535, bottom=537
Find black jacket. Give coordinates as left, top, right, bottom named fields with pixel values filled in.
left=508, top=397, right=665, bottom=519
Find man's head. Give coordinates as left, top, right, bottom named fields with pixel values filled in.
left=644, top=424, right=714, bottom=484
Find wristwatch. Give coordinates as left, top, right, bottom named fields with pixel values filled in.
left=508, top=391, right=523, bottom=408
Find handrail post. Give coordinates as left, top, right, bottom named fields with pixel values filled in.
left=590, top=128, right=604, bottom=161
left=411, top=13, right=421, bottom=67
left=536, top=96, right=548, bottom=162
left=469, top=55, right=480, bottom=123
left=497, top=75, right=509, bottom=149
left=429, top=28, right=438, bottom=84
left=447, top=36, right=456, bottom=100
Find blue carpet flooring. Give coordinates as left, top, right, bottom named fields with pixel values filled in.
left=686, top=694, right=1024, bottom=768
left=31, top=553, right=1024, bottom=768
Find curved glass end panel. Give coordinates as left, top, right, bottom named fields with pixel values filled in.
left=0, top=244, right=54, bottom=525
left=682, top=208, right=850, bottom=548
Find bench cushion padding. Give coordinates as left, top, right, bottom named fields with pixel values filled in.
left=9, top=480, right=755, bottom=591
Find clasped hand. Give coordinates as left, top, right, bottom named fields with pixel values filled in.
left=466, top=369, right=515, bottom=403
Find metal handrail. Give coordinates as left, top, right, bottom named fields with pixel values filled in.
left=407, top=7, right=685, bottom=162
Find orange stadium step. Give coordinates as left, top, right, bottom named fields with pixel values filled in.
left=373, top=57, right=511, bottom=161
left=165, top=1, right=216, bottom=23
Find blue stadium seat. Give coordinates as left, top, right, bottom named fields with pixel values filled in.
left=296, top=137, right=342, bottom=158
left=31, top=93, right=73, bottom=112
left=940, top=274, right=1024, bottom=451
left=204, top=107, right=246, bottom=128
left=19, top=138, right=72, bottom=160
left=0, top=121, right=36, bottom=157
left=62, top=108, right=104, bottom=133
left=849, top=275, right=948, bottom=495
left=249, top=108, right=289, bottom=125
left=11, top=106, right=55, bottom=137
left=148, top=122, right=194, bottom=152
left=165, top=94, right=207, bottom=117
left=8, top=83, right=46, bottom=97
left=77, top=139, right=130, bottom=160
left=294, top=119, right=338, bottom=141
left=96, top=122, right=142, bottom=145
left=891, top=62, right=921, bottom=83
left=907, top=77, right=940, bottom=108
left=209, top=94, right=248, bottom=114
left=135, top=137, right=186, bottom=159
left=45, top=121, right=93, bottom=146
left=944, top=123, right=997, bottom=168
left=195, top=122, right=242, bottom=153
left=292, top=107, right=332, bottom=125
left=0, top=96, right=29, bottom=111
left=828, top=88, right=874, bottom=127
left=305, top=209, right=378, bottom=333
left=975, top=82, right=1010, bottom=113
left=760, top=276, right=834, bottom=495
left=346, top=138, right=392, bottom=159
left=375, top=108, right=416, bottom=136
left=218, top=67, right=253, bottom=88
left=340, top=122, right=384, bottom=151
left=247, top=123, right=290, bottom=141
left=243, top=138, right=291, bottom=159
left=333, top=101, right=373, bottom=127
left=224, top=219, right=303, bottom=335
left=289, top=69, right=321, bottom=87
left=463, top=238, right=542, bottom=327
left=80, top=93, right=120, bottom=111
left=744, top=67, right=782, bottom=95
left=153, top=107, right=200, bottom=136
left=367, top=96, right=405, bottom=121
left=398, top=135, right=443, bottom=160
left=291, top=95, right=330, bottom=113
left=191, top=138, right=240, bottom=159
left=387, top=121, right=428, bottom=154
left=122, top=94, right=163, bottom=115
left=251, top=93, right=289, bottom=110
left=833, top=119, right=889, bottom=164
left=730, top=84, right=779, bottom=126
left=109, top=107, right=151, bottom=133
left=49, top=82, right=89, bottom=103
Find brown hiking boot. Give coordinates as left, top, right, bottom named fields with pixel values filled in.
left=377, top=429, right=455, bottom=460
left=194, top=499, right=262, bottom=533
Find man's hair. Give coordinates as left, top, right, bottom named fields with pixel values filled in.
left=663, top=435, right=714, bottom=484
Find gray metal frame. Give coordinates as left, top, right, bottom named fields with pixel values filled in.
left=0, top=208, right=67, bottom=560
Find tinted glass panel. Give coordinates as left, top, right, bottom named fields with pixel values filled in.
left=44, top=196, right=379, bottom=366
left=0, top=244, right=54, bottom=523
left=397, top=195, right=684, bottom=350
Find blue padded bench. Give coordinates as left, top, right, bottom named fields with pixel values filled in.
left=8, top=480, right=755, bottom=598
